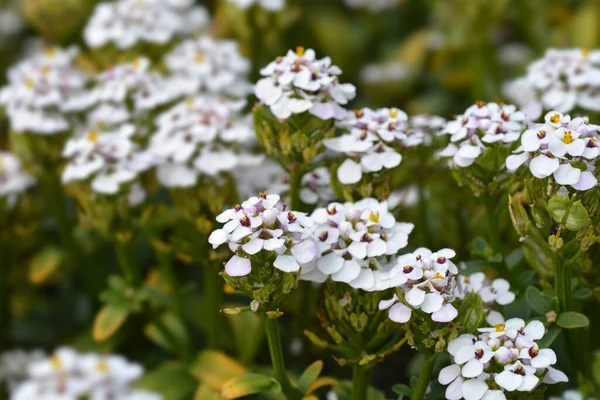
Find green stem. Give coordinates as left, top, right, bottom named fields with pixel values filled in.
left=203, top=264, right=223, bottom=349
left=554, top=254, right=572, bottom=313
left=351, top=365, right=371, bottom=400
left=114, top=240, right=138, bottom=286
left=411, top=353, right=439, bottom=400
left=483, top=197, right=501, bottom=255
left=264, top=316, right=302, bottom=400
left=289, top=167, right=303, bottom=211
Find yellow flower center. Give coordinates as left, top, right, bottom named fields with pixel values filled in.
left=87, top=130, right=98, bottom=143
left=562, top=130, right=574, bottom=144
left=133, top=58, right=143, bottom=70
left=50, top=355, right=63, bottom=371
left=44, top=48, right=57, bottom=58
left=25, top=78, right=35, bottom=89
left=433, top=272, right=445, bottom=279
left=582, top=49, right=590, bottom=57
left=494, top=323, right=506, bottom=332
left=97, top=359, right=109, bottom=373
left=369, top=211, right=380, bottom=223
left=296, top=46, right=305, bottom=57
left=550, top=113, right=560, bottom=124
left=185, top=97, right=195, bottom=107
left=195, top=52, right=205, bottom=63
left=40, top=66, right=50, bottom=76
left=389, top=108, right=399, bottom=118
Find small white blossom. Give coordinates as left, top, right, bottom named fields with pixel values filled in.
left=0, top=47, right=93, bottom=134
left=10, top=347, right=161, bottom=400
left=438, top=102, right=530, bottom=168
left=506, top=110, right=599, bottom=191
left=150, top=96, right=262, bottom=188
left=0, top=152, right=35, bottom=200
left=504, top=48, right=600, bottom=119
left=84, top=0, right=208, bottom=49
left=61, top=125, right=153, bottom=194
left=209, top=193, right=318, bottom=276
left=326, top=108, right=407, bottom=184
left=0, top=349, right=45, bottom=392
left=379, top=248, right=460, bottom=323
left=439, top=319, right=567, bottom=400
left=227, top=0, right=285, bottom=11
left=163, top=36, right=251, bottom=98
left=255, top=47, right=356, bottom=120
left=301, top=198, right=414, bottom=290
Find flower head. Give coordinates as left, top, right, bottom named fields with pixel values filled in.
left=438, top=102, right=530, bottom=167
left=255, top=47, right=356, bottom=120
left=506, top=110, right=599, bottom=191
left=209, top=193, right=317, bottom=276
left=439, top=319, right=567, bottom=400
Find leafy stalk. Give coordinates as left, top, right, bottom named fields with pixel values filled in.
left=263, top=315, right=302, bottom=400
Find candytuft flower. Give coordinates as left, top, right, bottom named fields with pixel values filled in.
left=439, top=319, right=567, bottom=400
left=255, top=47, right=356, bottom=120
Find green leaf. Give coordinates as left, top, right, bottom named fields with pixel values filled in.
left=144, top=312, right=192, bottom=356
left=92, top=304, right=129, bottom=342
left=548, top=195, right=590, bottom=231
left=525, top=286, right=549, bottom=315
left=537, top=326, right=561, bottom=348
left=458, top=292, right=484, bottom=334
left=220, top=373, right=281, bottom=399
left=29, top=247, right=63, bottom=284
left=392, top=384, right=413, bottom=396
left=573, top=288, right=593, bottom=300
left=297, top=360, right=323, bottom=394
left=134, top=362, right=197, bottom=400
left=557, top=312, right=590, bottom=329
left=505, top=247, right=524, bottom=270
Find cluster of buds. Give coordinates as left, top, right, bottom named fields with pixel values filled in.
left=507, top=111, right=599, bottom=191
left=255, top=47, right=356, bottom=120
left=299, top=198, right=414, bottom=290
left=439, top=319, right=567, bottom=399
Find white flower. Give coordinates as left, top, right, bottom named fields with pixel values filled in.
left=301, top=198, right=413, bottom=289
left=255, top=47, right=356, bottom=120
left=0, top=349, right=45, bottom=392
left=61, top=125, right=153, bottom=194
left=439, top=320, right=567, bottom=399
left=379, top=248, right=460, bottom=323
left=10, top=347, right=161, bottom=400
left=506, top=110, right=599, bottom=191
left=437, top=102, right=530, bottom=168
left=0, top=47, right=93, bottom=134
left=84, top=0, right=208, bottom=49
left=325, top=108, right=406, bottom=184
left=504, top=48, right=600, bottom=117
left=228, top=0, right=285, bottom=11
left=163, top=36, right=251, bottom=98
left=209, top=193, right=317, bottom=276
left=0, top=152, right=35, bottom=200
left=149, top=96, right=262, bottom=188
left=457, top=272, right=515, bottom=324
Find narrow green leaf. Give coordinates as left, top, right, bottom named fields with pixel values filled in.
left=557, top=312, right=590, bottom=329
left=392, top=383, right=413, bottom=396
left=297, top=360, right=324, bottom=394
left=93, top=305, right=129, bottom=342
left=458, top=292, right=484, bottom=333
left=537, top=326, right=561, bottom=348
left=525, top=286, right=549, bottom=315
left=221, top=373, right=281, bottom=399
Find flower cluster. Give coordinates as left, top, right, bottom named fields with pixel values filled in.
left=379, top=248, right=460, bottom=323
left=149, top=96, right=261, bottom=188
left=163, top=36, right=251, bottom=98
left=439, top=319, right=568, bottom=399
left=504, top=48, right=600, bottom=119
left=0, top=47, right=93, bottom=134
left=255, top=47, right=356, bottom=120
left=300, top=198, right=414, bottom=290
left=208, top=193, right=317, bottom=276
left=0, top=349, right=45, bottom=392
left=227, top=0, right=285, bottom=11
left=84, top=0, right=208, bottom=50
left=326, top=107, right=407, bottom=184
left=11, top=347, right=161, bottom=400
left=61, top=125, right=153, bottom=194
left=438, top=102, right=530, bottom=167
left=506, top=111, right=599, bottom=191
left=457, top=272, right=516, bottom=325
left=0, top=152, right=35, bottom=199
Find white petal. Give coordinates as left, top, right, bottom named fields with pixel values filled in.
left=505, top=153, right=529, bottom=171
left=273, top=255, right=300, bottom=273
left=421, top=292, right=444, bottom=313
left=462, top=379, right=489, bottom=400
left=378, top=294, right=399, bottom=311
left=318, top=252, right=345, bottom=274
left=225, top=256, right=251, bottom=277
left=242, top=239, right=263, bottom=255
left=291, top=240, right=317, bottom=264
left=530, top=155, right=559, bottom=178
left=405, top=287, right=426, bottom=307
left=208, top=229, right=228, bottom=248
left=388, top=302, right=411, bottom=323
left=495, top=371, right=522, bottom=391
left=337, top=159, right=362, bottom=184
left=432, top=303, right=458, bottom=322
left=461, top=359, right=484, bottom=378
left=331, top=260, right=361, bottom=283
left=554, top=164, right=581, bottom=185
left=438, top=364, right=461, bottom=385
